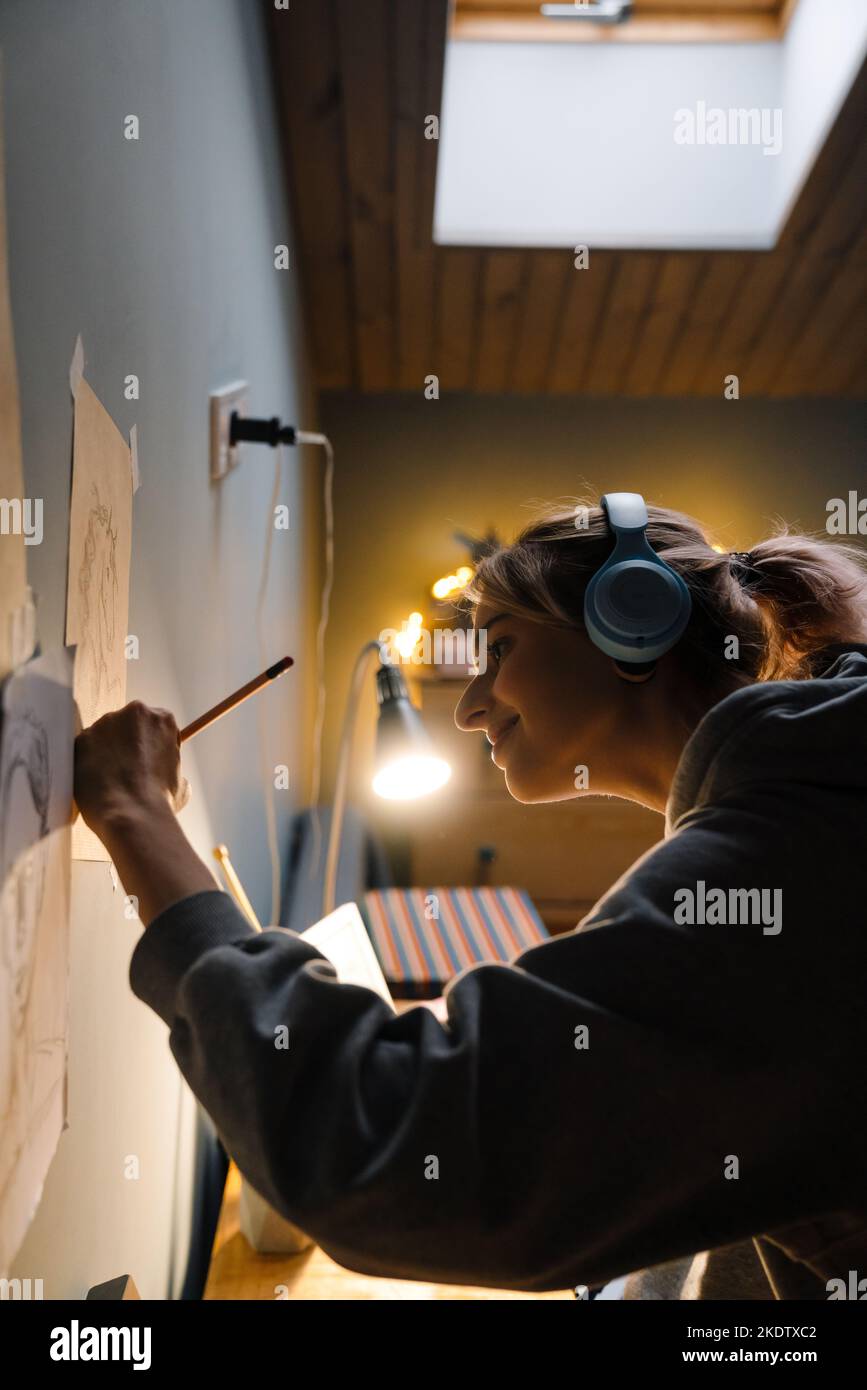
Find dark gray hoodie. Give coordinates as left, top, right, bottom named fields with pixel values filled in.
left=130, top=645, right=867, bottom=1298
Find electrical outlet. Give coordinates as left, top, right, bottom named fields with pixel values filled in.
left=209, top=381, right=248, bottom=481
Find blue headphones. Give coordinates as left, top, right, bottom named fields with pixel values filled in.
left=583, top=493, right=692, bottom=673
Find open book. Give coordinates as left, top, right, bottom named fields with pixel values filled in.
left=301, top=902, right=395, bottom=1011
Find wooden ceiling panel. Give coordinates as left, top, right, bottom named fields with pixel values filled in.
left=334, top=0, right=395, bottom=390
left=267, top=1, right=867, bottom=399
left=656, top=252, right=747, bottom=394
left=510, top=250, right=572, bottom=392
left=394, top=1, right=436, bottom=387
left=547, top=250, right=618, bottom=391
left=474, top=251, right=528, bottom=391
left=623, top=253, right=705, bottom=394
left=582, top=253, right=661, bottom=394
left=268, top=1, right=354, bottom=387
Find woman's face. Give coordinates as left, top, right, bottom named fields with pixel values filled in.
left=454, top=596, right=624, bottom=804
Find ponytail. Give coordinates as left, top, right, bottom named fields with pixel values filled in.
left=735, top=529, right=867, bottom=679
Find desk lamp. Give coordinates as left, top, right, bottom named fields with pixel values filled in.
left=323, top=640, right=451, bottom=916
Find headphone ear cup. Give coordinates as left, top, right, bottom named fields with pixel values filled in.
left=593, top=561, right=685, bottom=639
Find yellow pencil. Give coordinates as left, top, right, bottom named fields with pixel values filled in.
left=213, top=844, right=262, bottom=931
left=180, top=657, right=293, bottom=742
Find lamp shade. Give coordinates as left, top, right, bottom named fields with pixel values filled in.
left=372, top=664, right=451, bottom=800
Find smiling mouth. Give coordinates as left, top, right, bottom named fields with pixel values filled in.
left=488, top=717, right=519, bottom=759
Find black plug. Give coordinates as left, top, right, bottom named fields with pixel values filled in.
left=229, top=413, right=297, bottom=448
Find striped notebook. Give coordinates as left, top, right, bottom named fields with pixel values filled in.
left=361, top=886, right=549, bottom=999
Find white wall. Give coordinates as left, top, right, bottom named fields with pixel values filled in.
left=1, top=0, right=319, bottom=1298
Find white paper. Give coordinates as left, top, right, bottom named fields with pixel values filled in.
left=68, top=333, right=84, bottom=398
left=65, top=373, right=133, bottom=861
left=0, top=646, right=75, bottom=1276
left=302, top=902, right=394, bottom=1010
left=129, top=423, right=140, bottom=493
left=0, top=65, right=28, bottom=682
left=9, top=586, right=36, bottom=670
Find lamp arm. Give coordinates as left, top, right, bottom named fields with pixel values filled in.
left=322, top=640, right=384, bottom=918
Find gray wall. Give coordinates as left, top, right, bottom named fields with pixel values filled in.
left=2, top=0, right=320, bottom=1296
left=318, top=392, right=867, bottom=802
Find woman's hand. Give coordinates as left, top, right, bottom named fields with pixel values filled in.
left=74, top=700, right=191, bottom=836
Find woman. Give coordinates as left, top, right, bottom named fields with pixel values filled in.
left=74, top=495, right=867, bottom=1299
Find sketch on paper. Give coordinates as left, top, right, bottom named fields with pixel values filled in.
left=0, top=645, right=74, bottom=1276
left=0, top=66, right=28, bottom=680
left=65, top=374, right=133, bottom=860
left=76, top=483, right=123, bottom=717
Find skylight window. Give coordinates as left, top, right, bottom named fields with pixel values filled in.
left=434, top=0, right=867, bottom=249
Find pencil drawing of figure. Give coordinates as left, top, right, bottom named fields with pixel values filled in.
left=77, top=482, right=121, bottom=715
left=0, top=708, right=60, bottom=1252
left=0, top=648, right=73, bottom=1274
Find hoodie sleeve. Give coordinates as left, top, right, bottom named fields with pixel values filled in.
left=128, top=802, right=864, bottom=1292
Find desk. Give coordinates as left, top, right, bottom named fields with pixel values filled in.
left=204, top=1163, right=570, bottom=1300
left=204, top=1003, right=571, bottom=1301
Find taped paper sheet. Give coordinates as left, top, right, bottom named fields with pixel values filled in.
left=129, top=423, right=140, bottom=493
left=68, top=333, right=84, bottom=397
left=0, top=645, right=75, bottom=1276
left=65, top=361, right=133, bottom=861
left=0, top=63, right=28, bottom=682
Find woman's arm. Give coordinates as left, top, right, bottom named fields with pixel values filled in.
left=74, top=701, right=218, bottom=923
left=98, top=795, right=218, bottom=925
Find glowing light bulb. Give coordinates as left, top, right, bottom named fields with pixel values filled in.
left=432, top=567, right=474, bottom=600
left=394, top=611, right=424, bottom=659
left=373, top=755, right=451, bottom=801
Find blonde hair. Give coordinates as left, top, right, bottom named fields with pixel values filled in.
left=460, top=499, right=867, bottom=692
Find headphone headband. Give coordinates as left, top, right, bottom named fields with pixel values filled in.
left=602, top=492, right=649, bottom=533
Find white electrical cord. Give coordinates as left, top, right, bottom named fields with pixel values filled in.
left=295, top=430, right=334, bottom=892
left=255, top=444, right=285, bottom=925
left=252, top=427, right=334, bottom=925
left=322, top=640, right=382, bottom=918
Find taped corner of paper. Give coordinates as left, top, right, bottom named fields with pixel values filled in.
left=69, top=334, right=85, bottom=398
left=129, top=423, right=140, bottom=493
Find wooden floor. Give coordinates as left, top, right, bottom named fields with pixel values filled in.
left=204, top=1163, right=571, bottom=1301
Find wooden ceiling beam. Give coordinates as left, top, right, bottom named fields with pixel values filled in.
left=335, top=0, right=397, bottom=391
left=655, top=252, right=747, bottom=394
left=582, top=253, right=662, bottom=394
left=510, top=251, right=572, bottom=393
left=547, top=251, right=619, bottom=392
left=435, top=247, right=484, bottom=389
left=394, top=0, right=430, bottom=391
left=473, top=251, right=529, bottom=391
left=620, top=253, right=700, bottom=395
left=267, top=0, right=355, bottom=389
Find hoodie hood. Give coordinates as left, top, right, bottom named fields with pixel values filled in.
left=666, top=643, right=867, bottom=836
